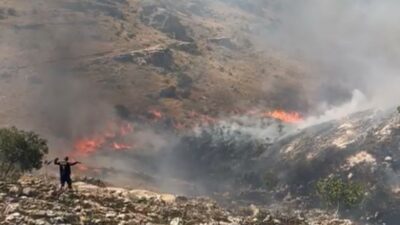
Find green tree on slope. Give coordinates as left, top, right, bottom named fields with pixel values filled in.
left=0, top=127, right=48, bottom=179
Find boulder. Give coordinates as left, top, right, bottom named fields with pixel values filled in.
left=22, top=187, right=35, bottom=197
left=160, top=86, right=178, bottom=99
left=113, top=45, right=174, bottom=70
left=170, top=217, right=182, bottom=225
left=5, top=212, right=22, bottom=222
left=169, top=41, right=199, bottom=55
left=8, top=185, right=21, bottom=195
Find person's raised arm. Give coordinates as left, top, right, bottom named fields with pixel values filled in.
left=69, top=161, right=81, bottom=166
left=54, top=158, right=60, bottom=165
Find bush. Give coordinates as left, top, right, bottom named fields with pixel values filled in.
left=263, top=171, right=279, bottom=189
left=0, top=127, right=48, bottom=179
left=316, top=176, right=365, bottom=211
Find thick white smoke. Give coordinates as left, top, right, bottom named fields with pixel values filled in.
left=260, top=0, right=400, bottom=121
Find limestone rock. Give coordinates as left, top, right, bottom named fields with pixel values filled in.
left=113, top=45, right=174, bottom=70
left=0, top=176, right=354, bottom=225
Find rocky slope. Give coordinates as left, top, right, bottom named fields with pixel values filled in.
left=0, top=0, right=324, bottom=132
left=0, top=176, right=352, bottom=225
left=169, top=109, right=400, bottom=224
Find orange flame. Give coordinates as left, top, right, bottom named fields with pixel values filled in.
left=263, top=110, right=303, bottom=123
left=71, top=122, right=134, bottom=156
left=112, top=142, right=132, bottom=150
left=148, top=109, right=163, bottom=120
left=74, top=137, right=105, bottom=156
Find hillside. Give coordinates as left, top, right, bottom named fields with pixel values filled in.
left=172, top=109, right=400, bottom=224
left=0, top=0, right=321, bottom=132
left=0, top=176, right=356, bottom=225
left=2, top=1, right=400, bottom=225
left=0, top=0, right=323, bottom=196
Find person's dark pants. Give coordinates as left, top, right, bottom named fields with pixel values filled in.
left=60, top=175, right=72, bottom=189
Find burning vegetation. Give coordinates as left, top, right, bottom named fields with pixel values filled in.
left=71, top=122, right=134, bottom=157
left=263, top=110, right=303, bottom=123
left=68, top=108, right=301, bottom=160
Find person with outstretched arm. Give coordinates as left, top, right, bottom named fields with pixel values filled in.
left=54, top=157, right=81, bottom=190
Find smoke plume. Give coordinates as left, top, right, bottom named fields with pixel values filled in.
left=259, top=0, right=400, bottom=120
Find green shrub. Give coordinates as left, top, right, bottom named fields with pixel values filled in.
left=316, top=176, right=365, bottom=210
left=0, top=127, right=48, bottom=179
left=342, top=182, right=364, bottom=207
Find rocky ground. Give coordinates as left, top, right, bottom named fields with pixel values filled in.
left=0, top=176, right=353, bottom=225
left=170, top=109, right=400, bottom=225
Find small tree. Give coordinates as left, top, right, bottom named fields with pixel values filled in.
left=316, top=176, right=365, bottom=214
left=0, top=127, right=48, bottom=179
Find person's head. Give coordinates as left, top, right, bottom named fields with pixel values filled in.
left=64, top=156, right=69, bottom=162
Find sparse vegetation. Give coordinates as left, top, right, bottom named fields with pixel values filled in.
left=0, top=127, right=48, bottom=180
left=316, top=176, right=365, bottom=211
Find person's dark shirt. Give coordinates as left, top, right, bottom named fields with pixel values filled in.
left=54, top=159, right=79, bottom=177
